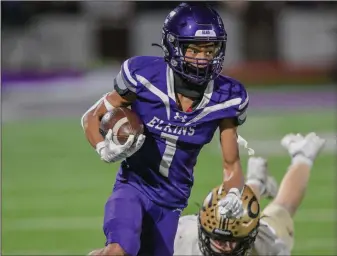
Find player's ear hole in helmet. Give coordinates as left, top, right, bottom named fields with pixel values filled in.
left=152, top=2, right=227, bottom=85
left=197, top=185, right=260, bottom=256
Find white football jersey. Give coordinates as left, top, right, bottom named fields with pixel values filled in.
left=174, top=215, right=203, bottom=255
left=174, top=215, right=291, bottom=256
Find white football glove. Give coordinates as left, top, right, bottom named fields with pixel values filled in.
left=125, top=133, right=146, bottom=157
left=217, top=188, right=244, bottom=218
left=96, top=129, right=146, bottom=163
left=246, top=157, right=278, bottom=199
left=281, top=132, right=326, bottom=167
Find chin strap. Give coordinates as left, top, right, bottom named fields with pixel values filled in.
left=151, top=43, right=163, bottom=49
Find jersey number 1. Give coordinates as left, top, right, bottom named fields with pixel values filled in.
left=159, top=132, right=179, bottom=177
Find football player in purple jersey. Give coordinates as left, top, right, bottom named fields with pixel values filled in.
left=82, top=3, right=249, bottom=256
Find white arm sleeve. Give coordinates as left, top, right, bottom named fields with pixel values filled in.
left=174, top=215, right=203, bottom=255
left=253, top=220, right=291, bottom=256
left=81, top=93, right=114, bottom=129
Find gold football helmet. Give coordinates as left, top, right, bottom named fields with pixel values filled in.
left=198, top=185, right=260, bottom=256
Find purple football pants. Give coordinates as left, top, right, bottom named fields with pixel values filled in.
left=103, top=181, right=182, bottom=256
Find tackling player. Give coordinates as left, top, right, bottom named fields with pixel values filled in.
left=82, top=3, right=249, bottom=256
left=174, top=132, right=326, bottom=255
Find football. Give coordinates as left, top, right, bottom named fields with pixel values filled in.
left=99, top=107, right=144, bottom=145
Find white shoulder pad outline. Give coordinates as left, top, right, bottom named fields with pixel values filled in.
left=115, top=59, right=139, bottom=94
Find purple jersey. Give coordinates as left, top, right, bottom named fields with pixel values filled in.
left=114, top=56, right=249, bottom=209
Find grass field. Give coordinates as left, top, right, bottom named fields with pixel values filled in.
left=2, top=109, right=336, bottom=255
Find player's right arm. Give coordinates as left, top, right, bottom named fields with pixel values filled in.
left=81, top=90, right=135, bottom=149
left=81, top=57, right=144, bottom=163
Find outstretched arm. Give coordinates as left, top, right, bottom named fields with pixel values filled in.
left=245, top=133, right=325, bottom=217
left=219, top=118, right=245, bottom=192
left=274, top=132, right=325, bottom=217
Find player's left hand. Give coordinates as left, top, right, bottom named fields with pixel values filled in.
left=217, top=188, right=244, bottom=218
left=124, top=134, right=146, bottom=157
left=96, top=129, right=136, bottom=163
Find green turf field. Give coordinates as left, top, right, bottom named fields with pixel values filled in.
left=2, top=110, right=336, bottom=255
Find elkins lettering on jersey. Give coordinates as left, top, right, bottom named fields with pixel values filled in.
left=146, top=116, right=195, bottom=136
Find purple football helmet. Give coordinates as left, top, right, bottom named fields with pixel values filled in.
left=161, top=2, right=227, bottom=85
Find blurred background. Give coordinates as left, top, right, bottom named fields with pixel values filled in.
left=2, top=1, right=336, bottom=255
